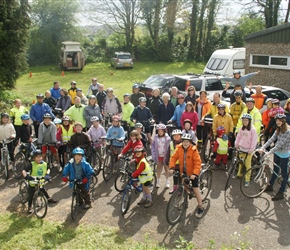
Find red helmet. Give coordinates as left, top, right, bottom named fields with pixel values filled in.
left=217, top=126, right=225, bottom=135
left=112, top=115, right=120, bottom=121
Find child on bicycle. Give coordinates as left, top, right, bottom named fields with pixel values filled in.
left=182, top=119, right=198, bottom=145
left=22, top=150, right=56, bottom=214
left=235, top=114, right=258, bottom=186
left=132, top=146, right=154, bottom=208
left=134, top=123, right=148, bottom=150
left=106, top=115, right=125, bottom=155
left=169, top=129, right=183, bottom=194
left=70, top=122, right=91, bottom=154
left=62, top=147, right=94, bottom=209
left=118, top=130, right=143, bottom=159
left=38, top=113, right=62, bottom=172
left=169, top=134, right=204, bottom=219
left=212, top=126, right=230, bottom=171
left=16, top=114, right=33, bottom=155
left=151, top=124, right=171, bottom=189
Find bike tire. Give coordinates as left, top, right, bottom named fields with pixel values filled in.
left=224, top=159, right=239, bottom=191
left=33, top=193, right=48, bottom=219
left=121, top=188, right=131, bottom=215
left=102, top=154, right=113, bottom=181
left=201, top=136, right=212, bottom=163
left=71, top=192, right=79, bottom=220
left=19, top=180, right=28, bottom=203
left=240, top=166, right=271, bottom=198
left=166, top=186, right=186, bottom=225
left=4, top=153, right=9, bottom=180
left=114, top=171, right=129, bottom=193
left=91, top=152, right=102, bottom=176
left=149, top=174, right=157, bottom=195
left=13, top=152, right=26, bottom=179
left=199, top=169, right=213, bottom=201
left=89, top=175, right=97, bottom=200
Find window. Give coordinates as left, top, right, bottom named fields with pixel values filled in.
left=173, top=79, right=186, bottom=91
left=205, top=79, right=223, bottom=91
left=233, top=59, right=245, bottom=69
left=206, top=58, right=228, bottom=70
left=263, top=90, right=288, bottom=101
left=189, top=80, right=202, bottom=91
left=250, top=54, right=290, bottom=70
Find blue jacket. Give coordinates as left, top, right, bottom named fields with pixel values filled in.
left=63, top=159, right=94, bottom=190
left=170, top=103, right=186, bottom=127
left=50, top=87, right=61, bottom=100
left=30, top=103, right=55, bottom=123
left=106, top=125, right=125, bottom=147
left=157, top=102, right=175, bottom=124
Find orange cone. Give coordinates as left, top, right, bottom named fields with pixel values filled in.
left=29, top=71, right=32, bottom=77
left=61, top=71, right=65, bottom=76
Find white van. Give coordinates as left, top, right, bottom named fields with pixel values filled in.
left=59, top=41, right=85, bottom=70
left=203, top=47, right=245, bottom=76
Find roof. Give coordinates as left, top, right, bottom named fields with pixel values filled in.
left=61, top=41, right=81, bottom=45
left=244, top=22, right=290, bottom=43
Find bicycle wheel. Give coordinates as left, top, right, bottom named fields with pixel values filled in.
left=224, top=159, right=239, bottom=191
left=240, top=166, right=271, bottom=198
left=91, top=152, right=101, bottom=176
left=33, top=192, right=48, bottom=219
left=4, top=153, right=9, bottom=180
left=71, top=192, right=79, bottom=220
left=121, top=188, right=131, bottom=215
left=166, top=186, right=186, bottom=225
left=202, top=136, right=212, bottom=163
left=199, top=169, right=213, bottom=201
left=114, top=171, right=129, bottom=192
left=149, top=174, right=157, bottom=195
left=19, top=180, right=28, bottom=203
left=13, top=152, right=26, bottom=179
left=102, top=154, right=113, bottom=181
left=89, top=175, right=97, bottom=200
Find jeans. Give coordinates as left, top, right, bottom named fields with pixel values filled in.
left=270, top=154, right=289, bottom=193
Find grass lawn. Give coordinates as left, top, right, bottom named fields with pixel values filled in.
left=15, top=62, right=205, bottom=105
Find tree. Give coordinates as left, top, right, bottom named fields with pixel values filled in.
left=0, top=0, right=30, bottom=89
left=28, top=0, right=80, bottom=65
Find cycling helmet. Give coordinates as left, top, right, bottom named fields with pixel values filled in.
left=107, top=87, right=113, bottom=92
left=21, top=114, right=30, bottom=120
left=216, top=126, right=225, bottom=135
left=156, top=124, right=166, bottom=130
left=123, top=93, right=130, bottom=98
left=271, top=99, right=280, bottom=104
left=266, top=98, right=273, bottom=104
left=217, top=103, right=226, bottom=109
left=132, top=84, right=140, bottom=89
left=43, top=113, right=52, bottom=119
left=112, top=115, right=120, bottom=121
left=275, top=113, right=286, bottom=120
left=90, top=116, right=99, bottom=122
left=92, top=78, right=97, bottom=81
left=36, top=94, right=44, bottom=98
left=139, top=97, right=146, bottom=103
left=76, top=88, right=82, bottom=92
left=134, top=145, right=145, bottom=152
left=181, top=134, right=192, bottom=141
left=72, top=147, right=85, bottom=155
left=135, top=123, right=143, bottom=128
left=234, top=90, right=243, bottom=97
left=1, top=113, right=9, bottom=118
left=233, top=70, right=241, bottom=75
left=245, top=98, right=255, bottom=103
left=183, top=119, right=192, bottom=126
left=53, top=118, right=62, bottom=124
left=177, top=94, right=184, bottom=99
left=172, top=129, right=183, bottom=135
left=241, top=113, right=252, bottom=120
left=70, top=81, right=77, bottom=85
left=31, top=150, right=42, bottom=158
left=88, top=95, right=96, bottom=99
left=62, top=116, right=70, bottom=121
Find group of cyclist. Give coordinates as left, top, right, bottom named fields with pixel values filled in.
left=1, top=70, right=290, bottom=217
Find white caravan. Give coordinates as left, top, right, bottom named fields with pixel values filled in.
left=203, top=47, right=245, bottom=76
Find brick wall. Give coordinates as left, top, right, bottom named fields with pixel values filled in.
left=245, top=43, right=290, bottom=91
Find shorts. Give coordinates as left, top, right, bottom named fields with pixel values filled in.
left=190, top=176, right=199, bottom=188
left=42, top=145, right=57, bottom=154
left=143, top=180, right=152, bottom=187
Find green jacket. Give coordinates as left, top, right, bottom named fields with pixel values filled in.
left=64, top=104, right=87, bottom=127
left=122, top=102, right=135, bottom=127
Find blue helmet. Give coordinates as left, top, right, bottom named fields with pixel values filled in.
left=53, top=118, right=62, bottom=124
left=21, top=114, right=30, bottom=120
left=72, top=147, right=85, bottom=155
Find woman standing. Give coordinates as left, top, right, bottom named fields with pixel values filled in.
left=184, top=86, right=197, bottom=107
left=84, top=95, right=102, bottom=130
left=283, top=98, right=290, bottom=125
left=180, top=101, right=198, bottom=131
left=259, top=114, right=290, bottom=201
left=147, top=88, right=162, bottom=120
left=55, top=88, right=71, bottom=113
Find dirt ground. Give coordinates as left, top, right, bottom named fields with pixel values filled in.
left=0, top=162, right=290, bottom=249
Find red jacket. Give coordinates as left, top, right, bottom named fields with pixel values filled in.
left=121, top=139, right=143, bottom=155
left=132, top=156, right=146, bottom=178
left=180, top=111, right=198, bottom=130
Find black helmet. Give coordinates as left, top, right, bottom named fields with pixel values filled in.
left=234, top=90, right=243, bottom=97
left=31, top=150, right=42, bottom=158
left=36, top=94, right=44, bottom=99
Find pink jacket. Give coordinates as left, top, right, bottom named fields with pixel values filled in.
left=180, top=111, right=198, bottom=130
left=235, top=126, right=258, bottom=153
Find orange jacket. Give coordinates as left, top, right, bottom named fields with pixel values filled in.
left=251, top=93, right=267, bottom=110
left=169, top=144, right=201, bottom=176
left=262, top=109, right=271, bottom=128
left=196, top=97, right=211, bottom=126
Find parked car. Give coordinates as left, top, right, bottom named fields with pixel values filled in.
left=138, top=74, right=175, bottom=98
left=110, top=52, right=133, bottom=69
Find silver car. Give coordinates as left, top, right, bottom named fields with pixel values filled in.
left=110, top=52, right=133, bottom=69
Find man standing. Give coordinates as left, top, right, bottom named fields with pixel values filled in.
left=50, top=81, right=61, bottom=100
left=64, top=96, right=87, bottom=128
left=87, top=78, right=99, bottom=96
left=68, top=81, right=78, bottom=105
left=251, top=85, right=267, bottom=110
left=130, top=84, right=145, bottom=107
left=96, top=84, right=107, bottom=108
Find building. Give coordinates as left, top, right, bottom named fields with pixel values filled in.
left=244, top=22, right=290, bottom=91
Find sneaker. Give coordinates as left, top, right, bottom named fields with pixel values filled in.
left=169, top=189, right=176, bottom=194
left=272, top=192, right=284, bottom=201
left=165, top=180, right=170, bottom=189
left=156, top=180, right=161, bottom=188
left=58, top=165, right=62, bottom=173
left=144, top=200, right=153, bottom=208
left=211, top=164, right=218, bottom=171
left=83, top=204, right=92, bottom=209
left=137, top=198, right=147, bottom=205
left=233, top=175, right=242, bottom=179
left=27, top=206, right=33, bottom=214
left=48, top=198, right=57, bottom=203
left=195, top=206, right=204, bottom=219
left=264, top=185, right=274, bottom=192
left=244, top=181, right=249, bottom=187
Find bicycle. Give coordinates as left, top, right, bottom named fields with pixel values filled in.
left=166, top=123, right=177, bottom=137
left=225, top=148, right=248, bottom=191
left=120, top=174, right=157, bottom=215
left=18, top=175, right=49, bottom=218
left=114, top=156, right=134, bottom=192
left=199, top=161, right=213, bottom=201
left=41, top=143, right=59, bottom=170
left=240, top=151, right=290, bottom=198
left=201, top=117, right=214, bottom=163
left=0, top=138, right=14, bottom=180
left=103, top=113, right=114, bottom=130
left=87, top=141, right=102, bottom=176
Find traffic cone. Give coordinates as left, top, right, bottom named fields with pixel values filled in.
left=61, top=71, right=65, bottom=77
left=29, top=71, right=32, bottom=77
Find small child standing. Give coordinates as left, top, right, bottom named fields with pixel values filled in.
left=151, top=124, right=171, bottom=188
left=16, top=114, right=33, bottom=154
left=62, top=147, right=95, bottom=209
left=169, top=129, right=183, bottom=194
left=212, top=126, right=229, bottom=170
left=132, top=146, right=154, bottom=208
left=182, top=119, right=198, bottom=145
